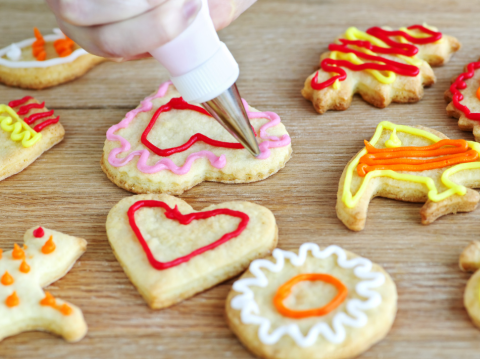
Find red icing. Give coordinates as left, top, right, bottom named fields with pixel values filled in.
left=33, top=227, right=44, bottom=238
left=24, top=110, right=54, bottom=125
left=450, top=61, right=480, bottom=121
left=33, top=117, right=60, bottom=132
left=127, top=200, right=249, bottom=270
left=312, top=25, right=441, bottom=90
left=141, top=97, right=250, bottom=156
left=17, top=102, right=45, bottom=115
left=8, top=96, right=33, bottom=108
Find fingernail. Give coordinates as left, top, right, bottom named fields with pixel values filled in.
left=183, top=0, right=200, bottom=21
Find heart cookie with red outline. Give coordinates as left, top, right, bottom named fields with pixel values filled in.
left=106, top=194, right=278, bottom=309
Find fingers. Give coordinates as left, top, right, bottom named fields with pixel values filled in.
left=208, top=0, right=257, bottom=30
left=50, top=0, right=202, bottom=60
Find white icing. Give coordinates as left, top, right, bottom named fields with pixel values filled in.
left=0, top=28, right=88, bottom=68
left=6, top=44, right=21, bottom=61
left=230, top=243, right=385, bottom=347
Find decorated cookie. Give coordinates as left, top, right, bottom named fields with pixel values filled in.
left=0, top=28, right=105, bottom=89
left=302, top=25, right=460, bottom=114
left=226, top=243, right=397, bottom=359
left=101, top=81, right=292, bottom=195
left=0, top=226, right=87, bottom=342
left=106, top=194, right=278, bottom=309
left=336, top=121, right=480, bottom=231
left=459, top=241, right=480, bottom=329
left=445, top=58, right=480, bottom=142
left=0, top=96, right=64, bottom=182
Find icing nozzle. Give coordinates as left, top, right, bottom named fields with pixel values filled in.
left=149, top=0, right=260, bottom=157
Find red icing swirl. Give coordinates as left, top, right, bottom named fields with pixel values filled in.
left=450, top=61, right=480, bottom=121
left=127, top=200, right=249, bottom=270
left=8, top=96, right=33, bottom=108
left=311, top=25, right=442, bottom=90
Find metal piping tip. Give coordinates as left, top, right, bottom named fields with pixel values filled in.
left=202, top=83, right=260, bottom=157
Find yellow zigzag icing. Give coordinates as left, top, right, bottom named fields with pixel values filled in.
left=0, top=104, right=41, bottom=147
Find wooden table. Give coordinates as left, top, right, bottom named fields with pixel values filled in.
left=1, top=0, right=480, bottom=357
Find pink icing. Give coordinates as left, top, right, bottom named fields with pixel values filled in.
left=106, top=81, right=291, bottom=174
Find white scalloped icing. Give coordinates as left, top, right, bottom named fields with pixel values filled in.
left=0, top=28, right=88, bottom=68
left=230, top=243, right=386, bottom=347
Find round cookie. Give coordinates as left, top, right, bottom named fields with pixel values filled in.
left=459, top=241, right=480, bottom=328
left=226, top=243, right=397, bottom=359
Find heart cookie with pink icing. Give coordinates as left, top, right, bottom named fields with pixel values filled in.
left=101, top=81, right=292, bottom=195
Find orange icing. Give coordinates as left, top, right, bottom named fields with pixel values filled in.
left=6, top=292, right=19, bottom=307
left=23, top=244, right=28, bottom=250
left=54, top=37, right=75, bottom=57
left=41, top=236, right=56, bottom=254
left=40, top=292, right=56, bottom=307
left=1, top=271, right=14, bottom=286
left=477, top=85, right=480, bottom=101
left=59, top=303, right=73, bottom=316
left=12, top=244, right=24, bottom=260
left=357, top=139, right=478, bottom=176
left=32, top=27, right=46, bottom=61
left=19, top=260, right=30, bottom=274
left=273, top=273, right=348, bottom=319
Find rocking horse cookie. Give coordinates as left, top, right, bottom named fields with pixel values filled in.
left=226, top=243, right=397, bottom=359
left=0, top=227, right=87, bottom=342
left=101, top=81, right=292, bottom=195
left=337, top=121, right=480, bottom=231
left=302, top=25, right=460, bottom=114
left=106, top=194, right=278, bottom=309
left=445, top=57, right=480, bottom=142
left=0, top=28, right=105, bottom=89
left=0, top=96, right=64, bottom=182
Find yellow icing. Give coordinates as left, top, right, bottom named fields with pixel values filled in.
left=0, top=105, right=41, bottom=147
left=341, top=121, right=480, bottom=208
left=385, top=128, right=402, bottom=148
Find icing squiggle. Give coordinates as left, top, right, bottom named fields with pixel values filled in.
left=106, top=81, right=291, bottom=174
left=0, top=28, right=88, bottom=69
left=230, top=243, right=385, bottom=347
left=450, top=61, right=480, bottom=121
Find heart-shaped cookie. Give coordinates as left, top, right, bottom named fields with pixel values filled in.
left=106, top=194, right=278, bottom=309
left=101, top=81, right=292, bottom=195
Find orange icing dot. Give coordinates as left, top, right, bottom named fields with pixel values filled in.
left=32, top=27, right=46, bottom=61
left=273, top=273, right=348, bottom=319
left=41, top=236, right=56, bottom=254
left=6, top=292, right=19, bottom=307
left=477, top=85, right=480, bottom=101
left=59, top=303, right=73, bottom=316
left=23, top=244, right=28, bottom=250
left=12, top=243, right=25, bottom=260
left=19, top=260, right=30, bottom=274
left=40, top=292, right=56, bottom=307
left=54, top=37, right=75, bottom=57
left=1, top=271, right=14, bottom=286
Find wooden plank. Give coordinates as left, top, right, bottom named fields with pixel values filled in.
left=1, top=0, right=480, bottom=357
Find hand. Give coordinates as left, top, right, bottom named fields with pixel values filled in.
left=45, top=0, right=257, bottom=61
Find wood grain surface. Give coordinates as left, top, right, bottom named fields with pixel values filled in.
left=1, top=0, right=480, bottom=358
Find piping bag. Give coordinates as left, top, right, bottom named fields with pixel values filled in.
left=149, top=0, right=260, bottom=157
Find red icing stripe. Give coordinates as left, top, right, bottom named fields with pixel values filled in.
left=127, top=200, right=249, bottom=270
left=33, top=117, right=60, bottom=132
left=8, top=96, right=33, bottom=108
left=141, top=97, right=246, bottom=157
left=17, top=102, right=45, bottom=115
left=312, top=24, right=441, bottom=91
left=450, top=61, right=480, bottom=121
left=24, top=110, right=55, bottom=125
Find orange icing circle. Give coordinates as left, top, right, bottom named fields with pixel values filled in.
left=6, top=292, right=19, bottom=307
left=12, top=243, right=25, bottom=260
left=1, top=271, right=14, bottom=286
left=40, top=292, right=56, bottom=307
left=19, top=260, right=31, bottom=274
left=42, top=236, right=56, bottom=254
left=273, top=273, right=348, bottom=319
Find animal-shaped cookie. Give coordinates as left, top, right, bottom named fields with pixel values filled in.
left=226, top=243, right=397, bottom=359
left=459, top=241, right=480, bottom=329
left=1, top=96, right=64, bottom=182
left=106, top=194, right=278, bottom=309
left=445, top=57, right=480, bottom=142
left=101, top=81, right=292, bottom=195
left=337, top=121, right=480, bottom=231
left=0, top=226, right=87, bottom=342
left=0, top=28, right=105, bottom=89
left=302, top=25, right=460, bottom=114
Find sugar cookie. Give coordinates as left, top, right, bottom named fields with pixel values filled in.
left=302, top=25, right=460, bottom=114
left=459, top=241, right=480, bottom=329
left=226, top=243, right=397, bottom=359
left=106, top=194, right=278, bottom=309
left=0, top=226, right=87, bottom=342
